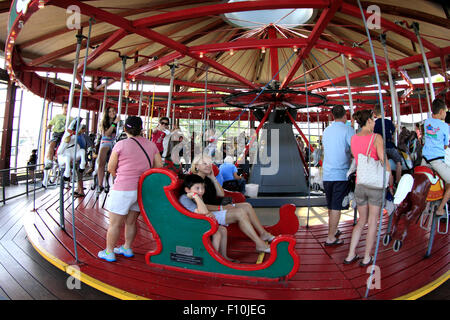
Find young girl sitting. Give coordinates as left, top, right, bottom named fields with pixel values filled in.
left=179, top=174, right=236, bottom=262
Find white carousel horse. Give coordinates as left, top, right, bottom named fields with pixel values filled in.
left=57, top=118, right=86, bottom=181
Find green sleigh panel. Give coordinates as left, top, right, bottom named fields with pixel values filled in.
left=137, top=168, right=300, bottom=281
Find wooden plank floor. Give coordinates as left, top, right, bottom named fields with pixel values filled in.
left=5, top=184, right=449, bottom=300
left=0, top=189, right=115, bottom=300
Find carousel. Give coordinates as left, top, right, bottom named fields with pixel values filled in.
left=3, top=0, right=449, bottom=299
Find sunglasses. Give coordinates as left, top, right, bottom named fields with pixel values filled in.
left=160, top=122, right=169, bottom=126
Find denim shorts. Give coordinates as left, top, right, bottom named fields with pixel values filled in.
left=386, top=148, right=403, bottom=164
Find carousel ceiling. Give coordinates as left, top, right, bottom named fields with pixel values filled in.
left=1, top=0, right=449, bottom=121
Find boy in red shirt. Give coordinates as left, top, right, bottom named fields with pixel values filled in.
left=151, top=117, right=170, bottom=155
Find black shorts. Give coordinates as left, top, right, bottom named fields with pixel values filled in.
left=323, top=180, right=350, bottom=211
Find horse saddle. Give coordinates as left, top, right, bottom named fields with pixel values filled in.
left=414, top=166, right=445, bottom=202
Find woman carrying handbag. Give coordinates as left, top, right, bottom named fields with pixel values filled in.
left=344, top=110, right=392, bottom=267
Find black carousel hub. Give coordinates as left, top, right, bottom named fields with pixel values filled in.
left=222, top=88, right=327, bottom=110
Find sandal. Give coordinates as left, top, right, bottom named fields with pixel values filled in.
left=343, top=255, right=360, bottom=265
left=359, top=256, right=374, bottom=267
left=324, top=238, right=344, bottom=247
left=335, top=230, right=342, bottom=238
left=261, top=233, right=275, bottom=242
left=256, top=246, right=271, bottom=254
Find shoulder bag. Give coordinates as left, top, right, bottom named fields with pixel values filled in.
left=356, top=134, right=390, bottom=189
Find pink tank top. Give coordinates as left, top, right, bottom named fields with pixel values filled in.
left=351, top=134, right=379, bottom=166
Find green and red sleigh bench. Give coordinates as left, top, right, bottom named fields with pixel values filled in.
left=138, top=168, right=300, bottom=281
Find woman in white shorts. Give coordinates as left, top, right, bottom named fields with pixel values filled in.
left=98, top=116, right=162, bottom=262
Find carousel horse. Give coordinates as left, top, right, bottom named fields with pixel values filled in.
left=383, top=165, right=448, bottom=256
left=57, top=118, right=87, bottom=181
left=91, top=120, right=126, bottom=196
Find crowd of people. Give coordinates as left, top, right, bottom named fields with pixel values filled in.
left=320, top=99, right=449, bottom=267
left=42, top=96, right=448, bottom=267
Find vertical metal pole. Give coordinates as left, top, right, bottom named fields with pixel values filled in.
left=304, top=64, right=311, bottom=229
left=357, top=0, right=388, bottom=299
left=417, top=90, right=424, bottom=123
left=34, top=76, right=49, bottom=211
left=70, top=17, right=94, bottom=262
left=420, top=65, right=432, bottom=117
left=65, top=34, right=83, bottom=129
left=149, top=85, right=155, bottom=139
left=412, top=22, right=435, bottom=102
left=101, top=78, right=108, bottom=115
left=118, top=56, right=127, bottom=118
left=166, top=65, right=175, bottom=118
left=380, top=33, right=401, bottom=144
left=138, top=80, right=144, bottom=117
left=341, top=54, right=354, bottom=118
left=203, top=66, right=209, bottom=149
left=14, top=89, right=23, bottom=168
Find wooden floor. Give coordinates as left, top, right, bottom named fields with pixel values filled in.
left=2, top=185, right=448, bottom=300
left=0, top=190, right=115, bottom=300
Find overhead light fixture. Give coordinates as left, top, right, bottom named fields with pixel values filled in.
left=223, top=0, right=315, bottom=29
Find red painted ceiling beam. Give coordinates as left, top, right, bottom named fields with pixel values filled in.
left=280, top=0, right=343, bottom=90
left=189, top=38, right=383, bottom=64
left=28, top=30, right=116, bottom=67
left=340, top=2, right=441, bottom=54
left=77, top=28, right=128, bottom=73
left=308, top=46, right=450, bottom=90
left=49, top=0, right=257, bottom=89
left=268, top=26, right=280, bottom=81
left=132, top=0, right=331, bottom=29
left=129, top=52, right=184, bottom=78
left=20, top=66, right=236, bottom=93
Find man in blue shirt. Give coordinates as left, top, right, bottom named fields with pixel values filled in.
left=219, top=156, right=246, bottom=192
left=322, top=106, right=354, bottom=246
left=373, top=104, right=402, bottom=184
left=421, top=99, right=449, bottom=216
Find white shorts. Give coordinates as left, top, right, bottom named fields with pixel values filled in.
left=105, top=189, right=140, bottom=216
left=211, top=210, right=228, bottom=226
left=421, top=159, right=450, bottom=184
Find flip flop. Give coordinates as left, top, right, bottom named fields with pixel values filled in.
left=343, top=255, right=360, bottom=265
left=324, top=238, right=344, bottom=247
left=73, top=191, right=85, bottom=197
